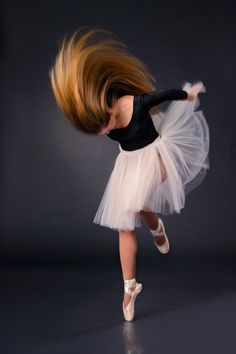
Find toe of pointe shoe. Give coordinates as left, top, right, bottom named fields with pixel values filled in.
left=150, top=218, right=170, bottom=254
left=123, top=303, right=134, bottom=321
left=153, top=237, right=170, bottom=254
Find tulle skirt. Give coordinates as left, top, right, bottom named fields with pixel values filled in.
left=93, top=81, right=210, bottom=232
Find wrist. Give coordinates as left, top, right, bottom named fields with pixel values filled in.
left=187, top=92, right=195, bottom=101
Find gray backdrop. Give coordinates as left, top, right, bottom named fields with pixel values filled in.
left=1, top=0, right=235, bottom=264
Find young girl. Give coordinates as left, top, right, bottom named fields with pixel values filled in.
left=49, top=27, right=210, bottom=322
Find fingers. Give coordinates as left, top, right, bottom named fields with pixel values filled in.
left=189, top=83, right=204, bottom=96
left=185, top=81, right=206, bottom=101
left=192, top=81, right=206, bottom=93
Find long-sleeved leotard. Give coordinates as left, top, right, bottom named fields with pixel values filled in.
left=139, top=88, right=188, bottom=111
left=106, top=88, right=188, bottom=151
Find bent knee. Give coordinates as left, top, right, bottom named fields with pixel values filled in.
left=119, top=229, right=135, bottom=234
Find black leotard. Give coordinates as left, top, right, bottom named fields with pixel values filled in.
left=106, top=88, right=188, bottom=151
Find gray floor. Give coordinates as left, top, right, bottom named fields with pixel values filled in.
left=1, top=256, right=236, bottom=354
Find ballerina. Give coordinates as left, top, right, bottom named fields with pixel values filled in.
left=49, top=27, right=210, bottom=321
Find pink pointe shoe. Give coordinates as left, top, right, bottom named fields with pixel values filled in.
left=150, top=217, right=170, bottom=254
left=122, top=278, right=143, bottom=321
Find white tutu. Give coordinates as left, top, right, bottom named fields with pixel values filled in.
left=93, top=81, right=210, bottom=232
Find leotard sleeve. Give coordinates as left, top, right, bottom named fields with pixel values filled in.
left=139, top=88, right=188, bottom=111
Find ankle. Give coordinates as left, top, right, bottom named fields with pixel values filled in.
left=150, top=216, right=160, bottom=232
left=124, top=277, right=136, bottom=290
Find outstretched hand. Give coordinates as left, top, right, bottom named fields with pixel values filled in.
left=186, top=82, right=206, bottom=101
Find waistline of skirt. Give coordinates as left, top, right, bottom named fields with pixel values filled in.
left=118, top=135, right=162, bottom=154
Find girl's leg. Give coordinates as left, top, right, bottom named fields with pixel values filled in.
left=119, top=229, right=138, bottom=307
left=138, top=211, right=166, bottom=246
left=137, top=152, right=167, bottom=245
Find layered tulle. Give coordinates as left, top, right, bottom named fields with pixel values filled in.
left=93, top=81, right=210, bottom=231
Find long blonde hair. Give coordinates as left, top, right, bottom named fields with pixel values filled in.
left=49, top=27, right=160, bottom=135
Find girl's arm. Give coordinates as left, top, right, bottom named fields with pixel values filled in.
left=139, top=88, right=188, bottom=111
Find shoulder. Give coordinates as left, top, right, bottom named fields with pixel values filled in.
left=112, top=95, right=135, bottom=115
left=119, top=95, right=135, bottom=114
left=112, top=95, right=136, bottom=128
left=117, top=95, right=134, bottom=107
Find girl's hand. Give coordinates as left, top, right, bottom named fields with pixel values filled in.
left=186, top=82, right=206, bottom=101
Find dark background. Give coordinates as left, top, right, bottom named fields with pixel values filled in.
left=1, top=1, right=236, bottom=353
left=1, top=0, right=235, bottom=263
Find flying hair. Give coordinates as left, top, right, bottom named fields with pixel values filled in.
left=49, top=26, right=160, bottom=135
